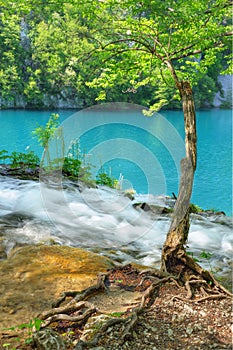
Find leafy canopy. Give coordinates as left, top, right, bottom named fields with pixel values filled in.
left=0, top=0, right=231, bottom=109
left=82, top=0, right=232, bottom=110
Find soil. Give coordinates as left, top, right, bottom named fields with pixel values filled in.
left=1, top=264, right=232, bottom=350
left=96, top=283, right=232, bottom=350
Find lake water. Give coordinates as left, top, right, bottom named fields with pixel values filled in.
left=0, top=105, right=231, bottom=215
left=0, top=105, right=232, bottom=276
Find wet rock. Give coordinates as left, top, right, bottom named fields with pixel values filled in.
left=0, top=164, right=40, bottom=180
left=133, top=202, right=173, bottom=215
left=123, top=189, right=136, bottom=200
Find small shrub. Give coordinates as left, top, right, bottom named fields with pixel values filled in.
left=9, top=151, right=40, bottom=168
left=63, top=157, right=82, bottom=177
left=0, top=149, right=10, bottom=163
left=96, top=170, right=115, bottom=188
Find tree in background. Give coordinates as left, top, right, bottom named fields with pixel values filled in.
left=0, top=9, right=25, bottom=105
left=0, top=0, right=231, bottom=108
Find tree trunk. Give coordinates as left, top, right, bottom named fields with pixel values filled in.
left=160, top=80, right=198, bottom=277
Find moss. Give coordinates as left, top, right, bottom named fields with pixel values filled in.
left=189, top=203, right=202, bottom=214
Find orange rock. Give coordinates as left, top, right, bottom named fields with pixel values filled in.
left=0, top=244, right=114, bottom=328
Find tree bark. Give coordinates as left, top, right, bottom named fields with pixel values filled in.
left=161, top=80, right=197, bottom=276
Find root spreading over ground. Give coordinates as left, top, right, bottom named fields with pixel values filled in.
left=29, top=264, right=232, bottom=350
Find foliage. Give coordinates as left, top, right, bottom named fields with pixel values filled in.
left=0, top=150, right=10, bottom=163
left=31, top=114, right=114, bottom=186
left=199, top=250, right=213, bottom=260
left=10, top=151, right=40, bottom=168
left=193, top=75, right=218, bottom=109
left=189, top=203, right=202, bottom=214
left=187, top=250, right=214, bottom=274
left=96, top=168, right=116, bottom=188
left=63, top=140, right=82, bottom=177
left=109, top=311, right=125, bottom=317
left=0, top=115, right=116, bottom=188
left=63, top=156, right=82, bottom=178
left=0, top=1, right=231, bottom=109
left=0, top=149, right=39, bottom=168
left=3, top=317, right=42, bottom=347
left=80, top=0, right=232, bottom=114
left=32, top=113, right=60, bottom=148
left=63, top=141, right=94, bottom=184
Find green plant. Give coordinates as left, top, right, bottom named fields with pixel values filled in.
left=187, top=250, right=214, bottom=273
left=199, top=250, right=214, bottom=273
left=61, top=330, right=75, bottom=346
left=63, top=157, right=82, bottom=177
left=63, top=140, right=82, bottom=177
left=4, top=318, right=43, bottom=346
left=0, top=150, right=10, bottom=164
left=186, top=251, right=200, bottom=263
left=32, top=113, right=63, bottom=167
left=199, top=250, right=213, bottom=260
left=32, top=113, right=60, bottom=148
left=0, top=149, right=40, bottom=169
left=9, top=150, right=40, bottom=169
left=109, top=311, right=125, bottom=317
left=189, top=203, right=202, bottom=214
left=96, top=168, right=116, bottom=188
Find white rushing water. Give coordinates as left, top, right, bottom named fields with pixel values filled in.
left=0, top=175, right=232, bottom=275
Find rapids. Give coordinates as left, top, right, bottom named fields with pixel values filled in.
left=0, top=175, right=232, bottom=277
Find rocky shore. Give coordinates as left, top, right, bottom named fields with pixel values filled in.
left=0, top=170, right=232, bottom=349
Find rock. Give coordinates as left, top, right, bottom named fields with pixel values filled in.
left=80, top=314, right=112, bottom=342
left=123, top=188, right=136, bottom=200
left=0, top=244, right=114, bottom=328
left=167, top=328, right=173, bottom=338
left=0, top=165, right=40, bottom=180
left=0, top=238, right=7, bottom=260
left=133, top=202, right=173, bottom=215
left=186, top=326, right=193, bottom=334
left=32, top=328, right=66, bottom=350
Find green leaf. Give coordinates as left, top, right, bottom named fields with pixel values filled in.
left=33, top=318, right=42, bottom=331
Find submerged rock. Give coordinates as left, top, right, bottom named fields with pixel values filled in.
left=0, top=244, right=114, bottom=328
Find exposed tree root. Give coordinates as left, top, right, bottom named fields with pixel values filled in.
left=39, top=301, right=96, bottom=328
left=37, top=273, right=108, bottom=329
left=35, top=264, right=232, bottom=349
left=52, top=273, right=108, bottom=308
left=173, top=293, right=232, bottom=303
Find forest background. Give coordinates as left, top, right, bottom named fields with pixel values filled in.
left=0, top=0, right=232, bottom=110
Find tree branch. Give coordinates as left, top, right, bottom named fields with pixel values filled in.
left=171, top=31, right=232, bottom=60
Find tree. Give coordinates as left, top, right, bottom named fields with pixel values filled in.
left=81, top=0, right=232, bottom=285
left=0, top=9, right=26, bottom=105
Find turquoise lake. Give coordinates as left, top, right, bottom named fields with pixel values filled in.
left=0, top=107, right=232, bottom=215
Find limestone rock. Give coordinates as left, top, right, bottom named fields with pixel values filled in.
left=32, top=328, right=66, bottom=350
left=0, top=244, right=114, bottom=328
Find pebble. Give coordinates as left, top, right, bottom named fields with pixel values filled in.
left=186, top=326, right=193, bottom=334
left=200, top=310, right=207, bottom=317
left=167, top=328, right=173, bottom=337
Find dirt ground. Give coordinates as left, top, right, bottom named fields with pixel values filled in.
left=1, top=264, right=232, bottom=350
